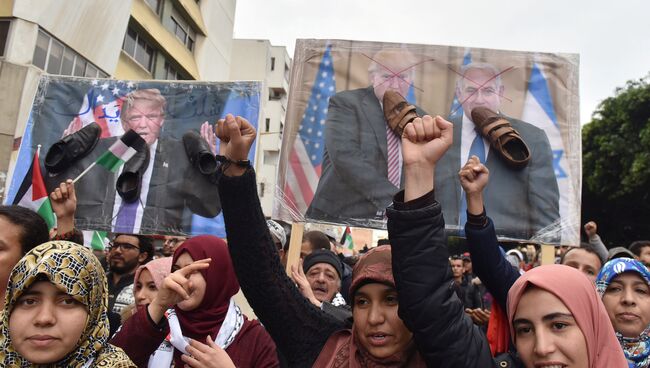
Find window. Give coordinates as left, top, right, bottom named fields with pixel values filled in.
left=269, top=88, right=284, bottom=101
left=145, top=0, right=161, bottom=13
left=33, top=29, right=106, bottom=77
left=284, top=63, right=290, bottom=81
left=170, top=12, right=196, bottom=51
left=270, top=57, right=275, bottom=71
left=265, top=118, right=270, bottom=132
left=122, top=27, right=155, bottom=72
left=0, top=20, right=10, bottom=57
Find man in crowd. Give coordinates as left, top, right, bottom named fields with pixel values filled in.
left=162, top=235, right=186, bottom=257
left=107, top=233, right=153, bottom=314
left=435, top=62, right=559, bottom=239
left=451, top=255, right=482, bottom=310
left=300, top=230, right=332, bottom=258
left=0, top=206, right=50, bottom=310
left=307, top=49, right=425, bottom=222
left=630, top=240, right=650, bottom=267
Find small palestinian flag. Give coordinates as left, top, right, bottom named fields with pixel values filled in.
left=340, top=226, right=354, bottom=250
left=13, top=150, right=55, bottom=229
left=82, top=230, right=109, bottom=251
left=95, top=129, right=145, bottom=172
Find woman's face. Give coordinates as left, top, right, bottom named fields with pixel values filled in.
left=173, top=252, right=207, bottom=311
left=512, top=287, right=588, bottom=368
left=353, top=283, right=412, bottom=359
left=9, top=281, right=88, bottom=364
left=602, top=272, right=650, bottom=337
left=134, top=268, right=158, bottom=306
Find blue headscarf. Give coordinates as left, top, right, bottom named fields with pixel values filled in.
left=596, top=258, right=650, bottom=368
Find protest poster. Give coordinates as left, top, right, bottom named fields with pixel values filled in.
left=6, top=76, right=261, bottom=236
left=275, top=39, right=580, bottom=244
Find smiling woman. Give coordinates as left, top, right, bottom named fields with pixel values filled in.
left=507, top=264, right=628, bottom=368
left=0, top=241, right=135, bottom=367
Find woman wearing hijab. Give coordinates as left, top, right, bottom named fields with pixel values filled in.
left=0, top=241, right=135, bottom=367
left=507, top=264, right=628, bottom=368
left=112, top=235, right=279, bottom=368
left=597, top=258, right=650, bottom=367
left=133, top=257, right=173, bottom=306
left=214, top=113, right=492, bottom=366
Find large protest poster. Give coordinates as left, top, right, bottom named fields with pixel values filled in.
left=6, top=76, right=261, bottom=236
left=275, top=39, right=580, bottom=244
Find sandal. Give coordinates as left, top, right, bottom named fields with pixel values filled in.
left=471, top=107, right=530, bottom=169
left=382, top=91, right=419, bottom=136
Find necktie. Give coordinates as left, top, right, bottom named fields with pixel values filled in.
left=459, top=133, right=485, bottom=233
left=114, top=200, right=139, bottom=233
left=386, top=126, right=401, bottom=188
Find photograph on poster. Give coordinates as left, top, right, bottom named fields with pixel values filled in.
left=6, top=77, right=261, bottom=236
left=275, top=39, right=580, bottom=244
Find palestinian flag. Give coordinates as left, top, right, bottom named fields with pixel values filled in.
left=340, top=226, right=354, bottom=250
left=82, top=230, right=109, bottom=251
left=95, top=130, right=145, bottom=172
left=13, top=150, right=56, bottom=229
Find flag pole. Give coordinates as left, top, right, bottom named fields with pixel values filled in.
left=36, top=144, right=42, bottom=157
left=72, top=162, right=96, bottom=183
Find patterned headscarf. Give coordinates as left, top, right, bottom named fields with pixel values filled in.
left=0, top=241, right=134, bottom=367
left=596, top=258, right=650, bottom=368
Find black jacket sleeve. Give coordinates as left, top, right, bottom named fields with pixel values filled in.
left=218, top=169, right=346, bottom=367
left=387, top=191, right=495, bottom=368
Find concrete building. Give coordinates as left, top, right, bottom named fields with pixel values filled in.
left=230, top=39, right=290, bottom=216
left=0, top=0, right=236, bottom=202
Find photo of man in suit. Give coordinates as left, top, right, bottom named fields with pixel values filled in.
left=434, top=62, right=560, bottom=239
left=46, top=88, right=220, bottom=234
left=306, top=49, right=426, bottom=224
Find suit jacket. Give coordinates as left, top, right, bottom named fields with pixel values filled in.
left=306, top=86, right=425, bottom=225
left=45, top=136, right=220, bottom=234
left=435, top=114, right=560, bottom=240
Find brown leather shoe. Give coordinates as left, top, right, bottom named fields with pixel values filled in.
left=382, top=91, right=419, bottom=136
left=471, top=107, right=530, bottom=169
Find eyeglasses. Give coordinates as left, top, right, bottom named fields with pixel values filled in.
left=108, top=241, right=141, bottom=252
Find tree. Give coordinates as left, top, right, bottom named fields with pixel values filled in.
left=582, top=76, right=650, bottom=246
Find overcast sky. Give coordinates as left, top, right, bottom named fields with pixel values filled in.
left=233, top=0, right=650, bottom=125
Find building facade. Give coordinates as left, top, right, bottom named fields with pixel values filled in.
left=0, top=0, right=236, bottom=202
left=230, top=39, right=290, bottom=216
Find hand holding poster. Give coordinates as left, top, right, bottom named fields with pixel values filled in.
left=275, top=39, right=580, bottom=244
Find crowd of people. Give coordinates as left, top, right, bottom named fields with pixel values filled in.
left=1, top=110, right=649, bottom=367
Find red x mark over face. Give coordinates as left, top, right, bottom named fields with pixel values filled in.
left=450, top=65, right=514, bottom=117
left=363, top=52, right=435, bottom=102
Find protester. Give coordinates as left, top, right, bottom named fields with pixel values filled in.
left=609, top=246, right=637, bottom=260
left=0, top=205, right=50, bottom=310
left=107, top=234, right=153, bottom=315
left=111, top=234, right=278, bottom=367
left=0, top=241, right=135, bottom=367
left=267, top=219, right=287, bottom=262
left=300, top=230, right=331, bottom=258
left=560, top=243, right=604, bottom=283
left=133, top=257, right=173, bottom=306
left=583, top=221, right=609, bottom=262
left=291, top=250, right=351, bottom=323
left=597, top=258, right=650, bottom=367
left=215, top=113, right=432, bottom=366
left=630, top=241, right=650, bottom=267
left=162, top=235, right=186, bottom=257
left=508, top=264, right=628, bottom=367
left=450, top=255, right=483, bottom=310
left=384, top=113, right=494, bottom=365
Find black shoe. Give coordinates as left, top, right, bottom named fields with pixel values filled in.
left=116, top=136, right=149, bottom=203
left=183, top=130, right=217, bottom=175
left=45, top=122, right=101, bottom=174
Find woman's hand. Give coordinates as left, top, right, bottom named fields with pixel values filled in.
left=181, top=336, right=236, bottom=368
left=147, top=258, right=211, bottom=323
